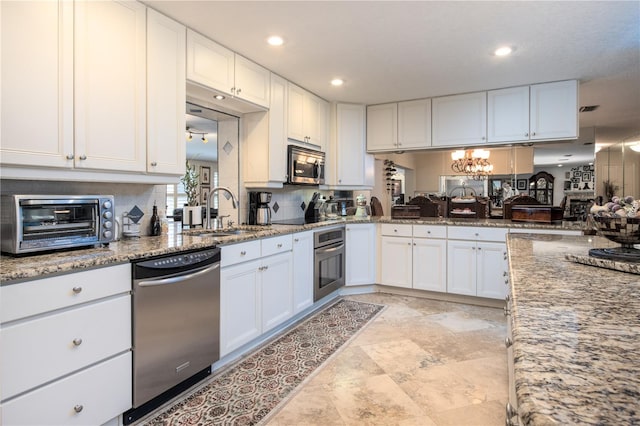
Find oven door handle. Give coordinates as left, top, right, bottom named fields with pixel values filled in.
left=316, top=242, right=344, bottom=255
left=137, top=263, right=219, bottom=287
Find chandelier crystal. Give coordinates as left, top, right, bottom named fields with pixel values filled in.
left=451, top=149, right=493, bottom=180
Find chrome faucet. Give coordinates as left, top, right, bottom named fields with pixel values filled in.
left=205, top=186, right=239, bottom=230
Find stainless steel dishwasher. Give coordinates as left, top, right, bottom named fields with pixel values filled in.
left=125, top=247, right=220, bottom=424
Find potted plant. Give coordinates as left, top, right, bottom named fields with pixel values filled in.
left=180, top=160, right=202, bottom=226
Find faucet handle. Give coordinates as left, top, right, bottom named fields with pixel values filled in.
left=227, top=219, right=235, bottom=228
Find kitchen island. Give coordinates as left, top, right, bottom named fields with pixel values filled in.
left=506, top=233, right=639, bottom=425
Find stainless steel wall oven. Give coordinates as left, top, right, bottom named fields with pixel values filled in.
left=314, top=226, right=345, bottom=301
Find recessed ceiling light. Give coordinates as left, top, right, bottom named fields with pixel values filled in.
left=267, top=36, right=284, bottom=46
left=331, top=78, right=344, bottom=86
left=494, top=46, right=513, bottom=56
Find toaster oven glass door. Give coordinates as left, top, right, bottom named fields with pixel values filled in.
left=21, top=202, right=98, bottom=244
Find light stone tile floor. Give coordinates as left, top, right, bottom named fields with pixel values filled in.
left=266, top=293, right=508, bottom=426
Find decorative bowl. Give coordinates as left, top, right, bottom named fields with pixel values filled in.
left=590, top=215, right=640, bottom=248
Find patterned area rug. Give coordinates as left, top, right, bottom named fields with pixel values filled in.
left=143, top=298, right=385, bottom=426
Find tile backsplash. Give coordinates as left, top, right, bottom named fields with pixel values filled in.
left=1, top=180, right=166, bottom=237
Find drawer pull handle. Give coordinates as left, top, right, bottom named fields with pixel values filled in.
left=294, top=238, right=299, bottom=242
left=73, top=338, right=83, bottom=346
left=74, top=404, right=84, bottom=413
left=506, top=402, right=517, bottom=418
left=240, top=251, right=246, bottom=256
left=505, top=337, right=513, bottom=348
left=72, top=286, right=83, bottom=294
left=277, top=243, right=283, bottom=248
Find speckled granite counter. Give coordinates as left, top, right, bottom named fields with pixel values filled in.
left=506, top=233, right=640, bottom=425
left=1, top=216, right=584, bottom=283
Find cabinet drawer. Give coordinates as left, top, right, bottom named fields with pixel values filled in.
left=380, top=223, right=413, bottom=237
left=412, top=225, right=447, bottom=239
left=1, top=295, right=131, bottom=400
left=1, top=263, right=131, bottom=323
left=447, top=226, right=508, bottom=242
left=261, top=234, right=293, bottom=257
left=221, top=240, right=261, bottom=267
left=2, top=352, right=131, bottom=426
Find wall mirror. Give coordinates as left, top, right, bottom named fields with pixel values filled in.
left=167, top=102, right=240, bottom=226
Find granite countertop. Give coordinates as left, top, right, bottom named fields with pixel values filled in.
left=0, top=216, right=585, bottom=283
left=506, top=233, right=640, bottom=425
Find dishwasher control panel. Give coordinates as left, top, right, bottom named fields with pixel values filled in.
left=133, top=248, right=221, bottom=279
left=141, top=249, right=218, bottom=269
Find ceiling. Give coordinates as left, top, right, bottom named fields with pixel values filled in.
left=149, top=1, right=640, bottom=157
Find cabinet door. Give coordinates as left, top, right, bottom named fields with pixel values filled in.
left=292, top=231, right=314, bottom=314
left=398, top=99, right=432, bottom=149
left=268, top=74, right=288, bottom=182
left=261, top=252, right=293, bottom=333
left=380, top=236, right=412, bottom=288
left=487, top=86, right=530, bottom=143
left=74, top=0, right=146, bottom=172
left=287, top=82, right=306, bottom=143
left=220, top=260, right=261, bottom=356
left=234, top=54, right=270, bottom=108
left=476, top=242, right=508, bottom=299
left=336, top=104, right=367, bottom=186
left=1, top=1, right=73, bottom=168
left=447, top=240, right=477, bottom=295
left=432, top=92, right=487, bottom=147
left=304, top=92, right=323, bottom=147
left=146, top=9, right=186, bottom=175
left=186, top=29, right=234, bottom=96
left=366, top=103, right=398, bottom=151
left=346, top=224, right=376, bottom=286
left=413, top=238, right=447, bottom=292
left=530, top=80, right=578, bottom=140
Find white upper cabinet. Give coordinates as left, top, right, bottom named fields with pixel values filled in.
left=330, top=103, right=373, bottom=187
left=530, top=80, right=578, bottom=141
left=146, top=9, right=186, bottom=175
left=1, top=1, right=73, bottom=168
left=487, top=86, right=530, bottom=143
left=366, top=103, right=398, bottom=151
left=186, top=30, right=270, bottom=109
left=432, top=91, right=487, bottom=147
left=244, top=73, right=288, bottom=188
left=74, top=0, right=147, bottom=172
left=398, top=98, right=432, bottom=149
left=288, top=82, right=326, bottom=149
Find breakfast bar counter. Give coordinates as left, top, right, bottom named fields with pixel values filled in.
left=506, top=233, right=639, bottom=425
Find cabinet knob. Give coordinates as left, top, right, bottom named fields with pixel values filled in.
left=72, top=286, right=83, bottom=294
left=66, top=154, right=74, bottom=160
left=505, top=294, right=510, bottom=302
left=531, top=131, right=536, bottom=136
left=277, top=243, right=282, bottom=248
left=150, top=161, right=157, bottom=167
left=73, top=338, right=83, bottom=346
left=74, top=405, right=84, bottom=413
left=524, top=132, right=529, bottom=137
left=230, top=87, right=235, bottom=94
left=413, top=243, right=416, bottom=246
left=240, top=251, right=246, bottom=256
left=505, top=279, right=509, bottom=285
left=236, top=88, right=241, bottom=94
left=294, top=238, right=299, bottom=242
left=478, top=247, right=482, bottom=250
left=481, top=136, right=486, bottom=140
left=505, top=337, right=513, bottom=348
left=503, top=271, right=508, bottom=277
left=78, top=154, right=87, bottom=160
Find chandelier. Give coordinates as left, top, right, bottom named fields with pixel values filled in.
left=451, top=149, right=493, bottom=180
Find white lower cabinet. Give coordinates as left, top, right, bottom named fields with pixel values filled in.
left=346, top=224, right=376, bottom=286
left=220, top=237, right=293, bottom=357
left=447, top=226, right=508, bottom=299
left=379, top=224, right=447, bottom=292
left=0, top=264, right=132, bottom=425
left=292, top=231, right=314, bottom=313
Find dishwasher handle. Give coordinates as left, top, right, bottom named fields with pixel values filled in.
left=137, top=263, right=219, bottom=287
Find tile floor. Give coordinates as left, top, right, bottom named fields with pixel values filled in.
left=266, top=293, right=508, bottom=426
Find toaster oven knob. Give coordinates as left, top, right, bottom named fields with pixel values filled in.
left=103, top=230, right=113, bottom=239
left=104, top=221, right=113, bottom=229
left=102, top=200, right=112, bottom=209
left=103, top=211, right=113, bottom=219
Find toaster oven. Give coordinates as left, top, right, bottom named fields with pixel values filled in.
left=1, top=195, right=115, bottom=255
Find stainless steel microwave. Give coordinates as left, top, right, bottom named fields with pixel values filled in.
left=1, top=195, right=115, bottom=255
left=287, top=145, right=325, bottom=185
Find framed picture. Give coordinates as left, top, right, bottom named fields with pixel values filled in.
left=571, top=177, right=580, bottom=184
left=565, top=171, right=571, bottom=179
left=564, top=180, right=572, bottom=190
left=200, top=185, right=210, bottom=205
left=582, top=172, right=592, bottom=182
left=200, top=166, right=211, bottom=185
left=583, top=165, right=590, bottom=171
left=516, top=179, right=527, bottom=191
left=573, top=171, right=582, bottom=178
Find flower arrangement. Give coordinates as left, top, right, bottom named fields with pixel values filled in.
left=590, top=195, right=640, bottom=218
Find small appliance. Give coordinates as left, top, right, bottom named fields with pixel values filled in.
left=355, top=194, right=369, bottom=217
left=305, top=192, right=323, bottom=222
left=287, top=145, right=325, bottom=185
left=248, top=191, right=272, bottom=225
left=1, top=194, right=115, bottom=255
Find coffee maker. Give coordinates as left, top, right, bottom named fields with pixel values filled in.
left=248, top=191, right=272, bottom=225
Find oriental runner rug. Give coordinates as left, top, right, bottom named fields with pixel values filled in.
left=143, top=298, right=385, bottom=426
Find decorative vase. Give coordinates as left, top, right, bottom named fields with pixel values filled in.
left=183, top=206, right=202, bottom=227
